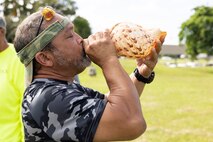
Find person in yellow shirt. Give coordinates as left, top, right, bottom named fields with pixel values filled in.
left=0, top=16, right=25, bottom=142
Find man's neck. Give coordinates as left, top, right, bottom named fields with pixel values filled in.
left=34, top=68, right=75, bottom=82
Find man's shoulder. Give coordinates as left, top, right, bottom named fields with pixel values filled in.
left=26, top=79, right=83, bottom=100
left=31, top=79, right=82, bottom=91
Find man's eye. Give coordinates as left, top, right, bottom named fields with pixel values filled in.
left=67, top=35, right=73, bottom=38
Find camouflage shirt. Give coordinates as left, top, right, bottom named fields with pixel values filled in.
left=22, top=78, right=107, bottom=142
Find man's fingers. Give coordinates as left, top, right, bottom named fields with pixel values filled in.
left=154, top=39, right=162, bottom=54
left=142, top=60, right=156, bottom=70
left=138, top=64, right=153, bottom=78
left=83, top=39, right=89, bottom=48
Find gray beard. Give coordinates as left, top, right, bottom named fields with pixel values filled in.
left=53, top=50, right=91, bottom=70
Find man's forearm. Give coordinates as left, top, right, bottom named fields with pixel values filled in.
left=130, top=73, right=146, bottom=97
left=102, top=57, right=140, bottom=105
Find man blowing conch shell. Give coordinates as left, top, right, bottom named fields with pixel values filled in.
left=14, top=6, right=166, bottom=142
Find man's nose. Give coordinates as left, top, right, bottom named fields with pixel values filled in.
left=75, top=33, right=83, bottom=44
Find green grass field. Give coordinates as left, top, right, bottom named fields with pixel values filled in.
left=79, top=58, right=213, bottom=142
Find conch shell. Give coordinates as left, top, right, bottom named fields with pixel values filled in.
left=110, top=22, right=167, bottom=58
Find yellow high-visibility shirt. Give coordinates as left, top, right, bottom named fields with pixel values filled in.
left=0, top=44, right=25, bottom=142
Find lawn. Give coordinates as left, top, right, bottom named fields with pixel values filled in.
left=79, top=58, right=213, bottom=142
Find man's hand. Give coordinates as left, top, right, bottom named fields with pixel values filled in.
left=84, top=29, right=117, bottom=68
left=129, top=39, right=163, bottom=96
left=136, top=39, right=163, bottom=78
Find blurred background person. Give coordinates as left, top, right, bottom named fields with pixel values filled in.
left=0, top=16, right=25, bottom=142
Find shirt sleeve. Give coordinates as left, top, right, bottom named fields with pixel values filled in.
left=29, top=85, right=107, bottom=142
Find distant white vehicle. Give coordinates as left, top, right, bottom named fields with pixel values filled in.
left=206, top=62, right=213, bottom=66
left=197, top=53, right=208, bottom=59
left=186, top=62, right=202, bottom=67
left=161, top=56, right=172, bottom=61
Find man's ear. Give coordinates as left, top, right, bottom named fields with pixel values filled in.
left=35, top=52, right=53, bottom=67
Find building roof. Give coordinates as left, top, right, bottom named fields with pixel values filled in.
left=160, top=44, right=186, bottom=56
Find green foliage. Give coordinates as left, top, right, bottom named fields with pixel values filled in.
left=179, top=6, right=213, bottom=59
left=35, top=0, right=77, bottom=17
left=4, top=16, right=18, bottom=42
left=73, top=16, right=91, bottom=38
left=1, top=0, right=37, bottom=42
left=1, top=0, right=91, bottom=43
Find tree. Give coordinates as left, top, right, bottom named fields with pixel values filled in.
left=35, top=0, right=77, bottom=17
left=73, top=16, right=91, bottom=38
left=1, top=0, right=38, bottom=42
left=179, top=6, right=213, bottom=59
left=1, top=0, right=89, bottom=42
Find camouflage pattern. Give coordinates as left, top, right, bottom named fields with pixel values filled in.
left=17, top=18, right=69, bottom=66
left=22, top=78, right=107, bottom=142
